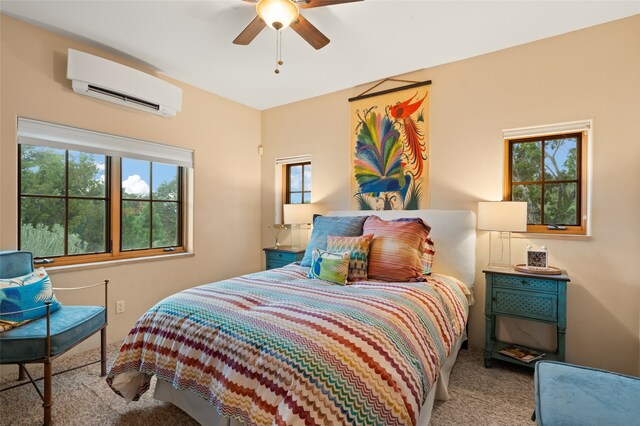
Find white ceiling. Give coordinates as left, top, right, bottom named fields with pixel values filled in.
left=1, top=1, right=638, bottom=110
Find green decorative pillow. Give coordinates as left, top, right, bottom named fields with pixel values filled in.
left=0, top=268, right=61, bottom=332
left=307, top=249, right=351, bottom=285
left=326, top=234, right=373, bottom=282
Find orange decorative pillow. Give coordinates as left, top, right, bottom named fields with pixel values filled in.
left=327, top=234, right=374, bottom=282
left=363, top=215, right=430, bottom=282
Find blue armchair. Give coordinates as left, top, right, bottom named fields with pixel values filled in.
left=0, top=251, right=108, bottom=426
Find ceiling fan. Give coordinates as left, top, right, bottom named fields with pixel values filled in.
left=233, top=0, right=364, bottom=50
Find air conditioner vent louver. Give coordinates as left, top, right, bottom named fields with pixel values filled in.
left=67, top=49, right=182, bottom=117
left=87, top=85, right=160, bottom=111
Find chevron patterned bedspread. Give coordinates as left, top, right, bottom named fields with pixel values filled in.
left=106, top=264, right=469, bottom=426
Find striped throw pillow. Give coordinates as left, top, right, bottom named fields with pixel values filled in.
left=377, top=217, right=436, bottom=276
left=421, top=236, right=436, bottom=275
left=363, top=215, right=430, bottom=282
left=327, top=234, right=373, bottom=282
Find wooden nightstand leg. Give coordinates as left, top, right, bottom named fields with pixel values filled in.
left=558, top=327, right=566, bottom=362
left=484, top=314, right=494, bottom=368
left=557, top=281, right=567, bottom=362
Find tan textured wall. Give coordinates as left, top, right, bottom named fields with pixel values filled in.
left=0, top=16, right=262, bottom=355
left=261, top=16, right=640, bottom=375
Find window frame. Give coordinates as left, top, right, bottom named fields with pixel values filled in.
left=504, top=131, right=588, bottom=235
left=119, top=158, right=184, bottom=253
left=285, top=162, right=311, bottom=204
left=18, top=147, right=187, bottom=267
left=18, top=145, right=113, bottom=264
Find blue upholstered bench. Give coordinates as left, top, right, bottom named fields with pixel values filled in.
left=534, top=361, right=640, bottom=426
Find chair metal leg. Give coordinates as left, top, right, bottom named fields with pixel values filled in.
left=100, top=327, right=107, bottom=377
left=18, top=364, right=26, bottom=381
left=43, top=360, right=52, bottom=426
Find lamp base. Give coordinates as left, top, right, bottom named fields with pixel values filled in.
left=488, top=231, right=512, bottom=269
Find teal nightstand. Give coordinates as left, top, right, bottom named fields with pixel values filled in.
left=483, top=266, right=570, bottom=368
left=263, top=246, right=305, bottom=270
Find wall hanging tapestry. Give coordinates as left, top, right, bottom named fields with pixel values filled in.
left=349, top=79, right=431, bottom=210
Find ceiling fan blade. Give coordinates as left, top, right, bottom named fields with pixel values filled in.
left=299, top=0, right=364, bottom=9
left=233, top=16, right=267, bottom=45
left=291, top=15, right=330, bottom=50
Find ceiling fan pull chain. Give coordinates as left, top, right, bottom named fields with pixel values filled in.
left=279, top=30, right=284, bottom=66
left=275, top=30, right=284, bottom=74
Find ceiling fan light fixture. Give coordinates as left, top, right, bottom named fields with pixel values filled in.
left=256, top=0, right=300, bottom=31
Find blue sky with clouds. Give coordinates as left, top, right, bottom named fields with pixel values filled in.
left=121, top=158, right=177, bottom=198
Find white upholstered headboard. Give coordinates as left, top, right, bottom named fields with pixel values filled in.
left=328, top=209, right=477, bottom=288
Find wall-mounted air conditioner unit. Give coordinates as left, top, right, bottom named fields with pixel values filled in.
left=66, top=49, right=182, bottom=117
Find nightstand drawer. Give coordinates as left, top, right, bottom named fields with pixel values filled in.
left=263, top=247, right=305, bottom=270
left=266, top=260, right=292, bottom=270
left=266, top=251, right=298, bottom=262
left=493, top=288, right=558, bottom=322
left=493, top=274, right=558, bottom=293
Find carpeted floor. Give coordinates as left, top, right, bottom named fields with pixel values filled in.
left=0, top=343, right=535, bottom=425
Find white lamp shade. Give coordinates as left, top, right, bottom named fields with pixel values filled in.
left=283, top=203, right=313, bottom=225
left=477, top=201, right=528, bottom=232
left=256, top=0, right=300, bottom=30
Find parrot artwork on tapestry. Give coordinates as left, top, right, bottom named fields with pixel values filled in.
left=389, top=92, right=428, bottom=179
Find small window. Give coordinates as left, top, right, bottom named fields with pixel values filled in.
left=286, top=162, right=311, bottom=204
left=504, top=132, right=587, bottom=234
left=19, top=145, right=110, bottom=258
left=121, top=158, right=182, bottom=251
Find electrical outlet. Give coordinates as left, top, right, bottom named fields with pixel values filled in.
left=116, top=300, right=125, bottom=314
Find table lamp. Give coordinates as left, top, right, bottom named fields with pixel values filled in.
left=478, top=201, right=528, bottom=268
left=283, top=203, right=313, bottom=249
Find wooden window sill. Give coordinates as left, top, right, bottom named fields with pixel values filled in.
left=45, top=251, right=195, bottom=274
left=512, top=233, right=591, bottom=241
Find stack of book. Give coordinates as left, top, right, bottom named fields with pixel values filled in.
left=499, top=345, right=545, bottom=363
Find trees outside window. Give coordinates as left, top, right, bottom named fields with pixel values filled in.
left=19, top=145, right=108, bottom=258
left=121, top=159, right=181, bottom=251
left=505, top=132, right=586, bottom=234
left=19, top=145, right=184, bottom=265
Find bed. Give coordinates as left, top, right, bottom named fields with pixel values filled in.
left=107, top=209, right=476, bottom=426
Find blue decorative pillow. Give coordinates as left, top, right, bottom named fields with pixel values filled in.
left=300, top=215, right=368, bottom=267
left=0, top=268, right=61, bottom=332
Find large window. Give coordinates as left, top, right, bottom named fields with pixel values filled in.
left=286, top=162, right=311, bottom=204
left=17, top=118, right=192, bottom=266
left=504, top=131, right=587, bottom=234
left=19, top=146, right=109, bottom=258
